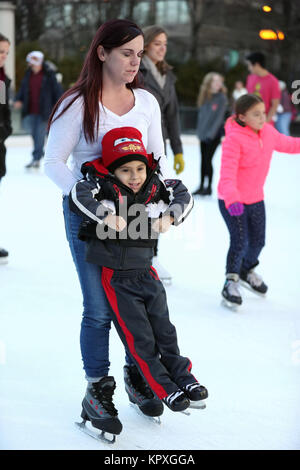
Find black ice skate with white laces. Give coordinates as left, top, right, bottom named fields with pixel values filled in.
left=124, top=365, right=164, bottom=423
left=162, top=390, right=190, bottom=412
left=221, top=273, right=242, bottom=309
left=75, top=376, right=122, bottom=444
left=240, top=268, right=268, bottom=295
left=181, top=382, right=208, bottom=410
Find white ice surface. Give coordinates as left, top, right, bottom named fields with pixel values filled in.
left=0, top=135, right=300, bottom=450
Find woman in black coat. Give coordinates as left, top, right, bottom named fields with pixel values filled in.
left=0, top=34, right=12, bottom=182
left=0, top=33, right=12, bottom=263
left=140, top=25, right=184, bottom=283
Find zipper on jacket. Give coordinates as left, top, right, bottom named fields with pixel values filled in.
left=120, top=246, right=127, bottom=268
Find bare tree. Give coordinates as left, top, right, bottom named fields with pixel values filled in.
left=186, top=0, right=206, bottom=60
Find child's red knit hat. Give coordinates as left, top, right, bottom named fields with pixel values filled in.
left=101, top=127, right=149, bottom=172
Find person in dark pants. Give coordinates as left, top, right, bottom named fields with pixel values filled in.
left=140, top=25, right=184, bottom=282
left=218, top=199, right=266, bottom=279
left=69, top=126, right=207, bottom=415
left=14, top=51, right=62, bottom=169
left=0, top=33, right=12, bottom=264
left=194, top=72, right=228, bottom=196
left=218, top=93, right=300, bottom=307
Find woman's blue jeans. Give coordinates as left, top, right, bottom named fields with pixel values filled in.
left=63, top=196, right=136, bottom=380
left=63, top=195, right=114, bottom=381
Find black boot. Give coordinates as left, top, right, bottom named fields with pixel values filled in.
left=124, top=364, right=164, bottom=417
left=192, top=185, right=205, bottom=196
left=81, top=376, right=122, bottom=436
left=0, top=248, right=9, bottom=265
left=222, top=273, right=242, bottom=306
left=240, top=268, right=268, bottom=294
left=181, top=382, right=208, bottom=401
left=202, top=186, right=212, bottom=196
left=162, top=390, right=190, bottom=412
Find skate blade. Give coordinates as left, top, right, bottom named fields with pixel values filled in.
left=180, top=400, right=207, bottom=416
left=221, top=298, right=241, bottom=311
left=240, top=280, right=267, bottom=297
left=75, top=420, right=116, bottom=444
left=189, top=400, right=206, bottom=410
left=161, top=278, right=172, bottom=286
left=130, top=403, right=162, bottom=425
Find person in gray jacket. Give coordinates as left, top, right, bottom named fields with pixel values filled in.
left=194, top=72, right=228, bottom=196
left=140, top=25, right=184, bottom=282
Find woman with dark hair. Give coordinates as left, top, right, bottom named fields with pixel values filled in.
left=140, top=25, right=184, bottom=283
left=45, top=19, right=170, bottom=440
left=0, top=33, right=12, bottom=264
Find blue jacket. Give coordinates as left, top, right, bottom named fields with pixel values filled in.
left=15, top=63, right=63, bottom=121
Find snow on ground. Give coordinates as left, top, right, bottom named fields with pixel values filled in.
left=0, top=135, right=300, bottom=450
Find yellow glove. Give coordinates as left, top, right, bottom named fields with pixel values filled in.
left=173, top=153, right=185, bottom=175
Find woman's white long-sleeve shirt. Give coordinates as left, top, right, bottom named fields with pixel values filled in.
left=44, top=88, right=171, bottom=195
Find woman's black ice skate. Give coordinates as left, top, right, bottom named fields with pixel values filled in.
left=181, top=382, right=208, bottom=409
left=124, top=365, right=164, bottom=420
left=221, top=274, right=242, bottom=309
left=240, top=268, right=268, bottom=295
left=0, top=248, right=9, bottom=265
left=75, top=376, right=122, bottom=444
left=163, top=390, right=190, bottom=412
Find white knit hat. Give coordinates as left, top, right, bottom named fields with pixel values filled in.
left=26, top=51, right=44, bottom=66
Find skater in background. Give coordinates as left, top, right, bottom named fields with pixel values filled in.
left=246, top=51, right=280, bottom=125
left=275, top=81, right=295, bottom=136
left=193, top=72, right=228, bottom=196
left=0, top=33, right=12, bottom=264
left=140, top=25, right=184, bottom=282
left=70, top=126, right=207, bottom=423
left=232, top=80, right=247, bottom=102
left=45, top=19, right=174, bottom=438
left=218, top=94, right=300, bottom=307
left=14, top=50, right=62, bottom=169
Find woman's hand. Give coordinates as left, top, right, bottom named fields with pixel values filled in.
left=173, top=153, right=185, bottom=175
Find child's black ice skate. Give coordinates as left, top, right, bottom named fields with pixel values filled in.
left=240, top=268, right=268, bottom=295
left=75, top=376, right=122, bottom=444
left=221, top=274, right=242, bottom=309
left=181, top=382, right=208, bottom=409
left=162, top=390, right=190, bottom=412
left=124, top=365, right=164, bottom=422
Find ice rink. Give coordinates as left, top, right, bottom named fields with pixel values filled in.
left=1, top=134, right=300, bottom=450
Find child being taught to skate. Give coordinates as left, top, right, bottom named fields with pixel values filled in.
left=218, top=93, right=300, bottom=308
left=69, top=126, right=208, bottom=434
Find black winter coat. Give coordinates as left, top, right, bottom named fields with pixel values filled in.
left=139, top=60, right=183, bottom=156
left=69, top=157, right=193, bottom=269
left=0, top=72, right=12, bottom=178
left=15, top=63, right=63, bottom=121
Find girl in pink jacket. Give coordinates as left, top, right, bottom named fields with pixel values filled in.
left=217, top=94, right=300, bottom=307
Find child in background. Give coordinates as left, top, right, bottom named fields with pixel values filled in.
left=70, top=126, right=208, bottom=433
left=218, top=94, right=300, bottom=308
left=194, top=72, right=228, bottom=196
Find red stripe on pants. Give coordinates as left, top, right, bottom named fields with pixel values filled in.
left=101, top=267, right=168, bottom=399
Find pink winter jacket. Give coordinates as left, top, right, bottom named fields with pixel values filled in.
left=218, top=117, right=300, bottom=208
